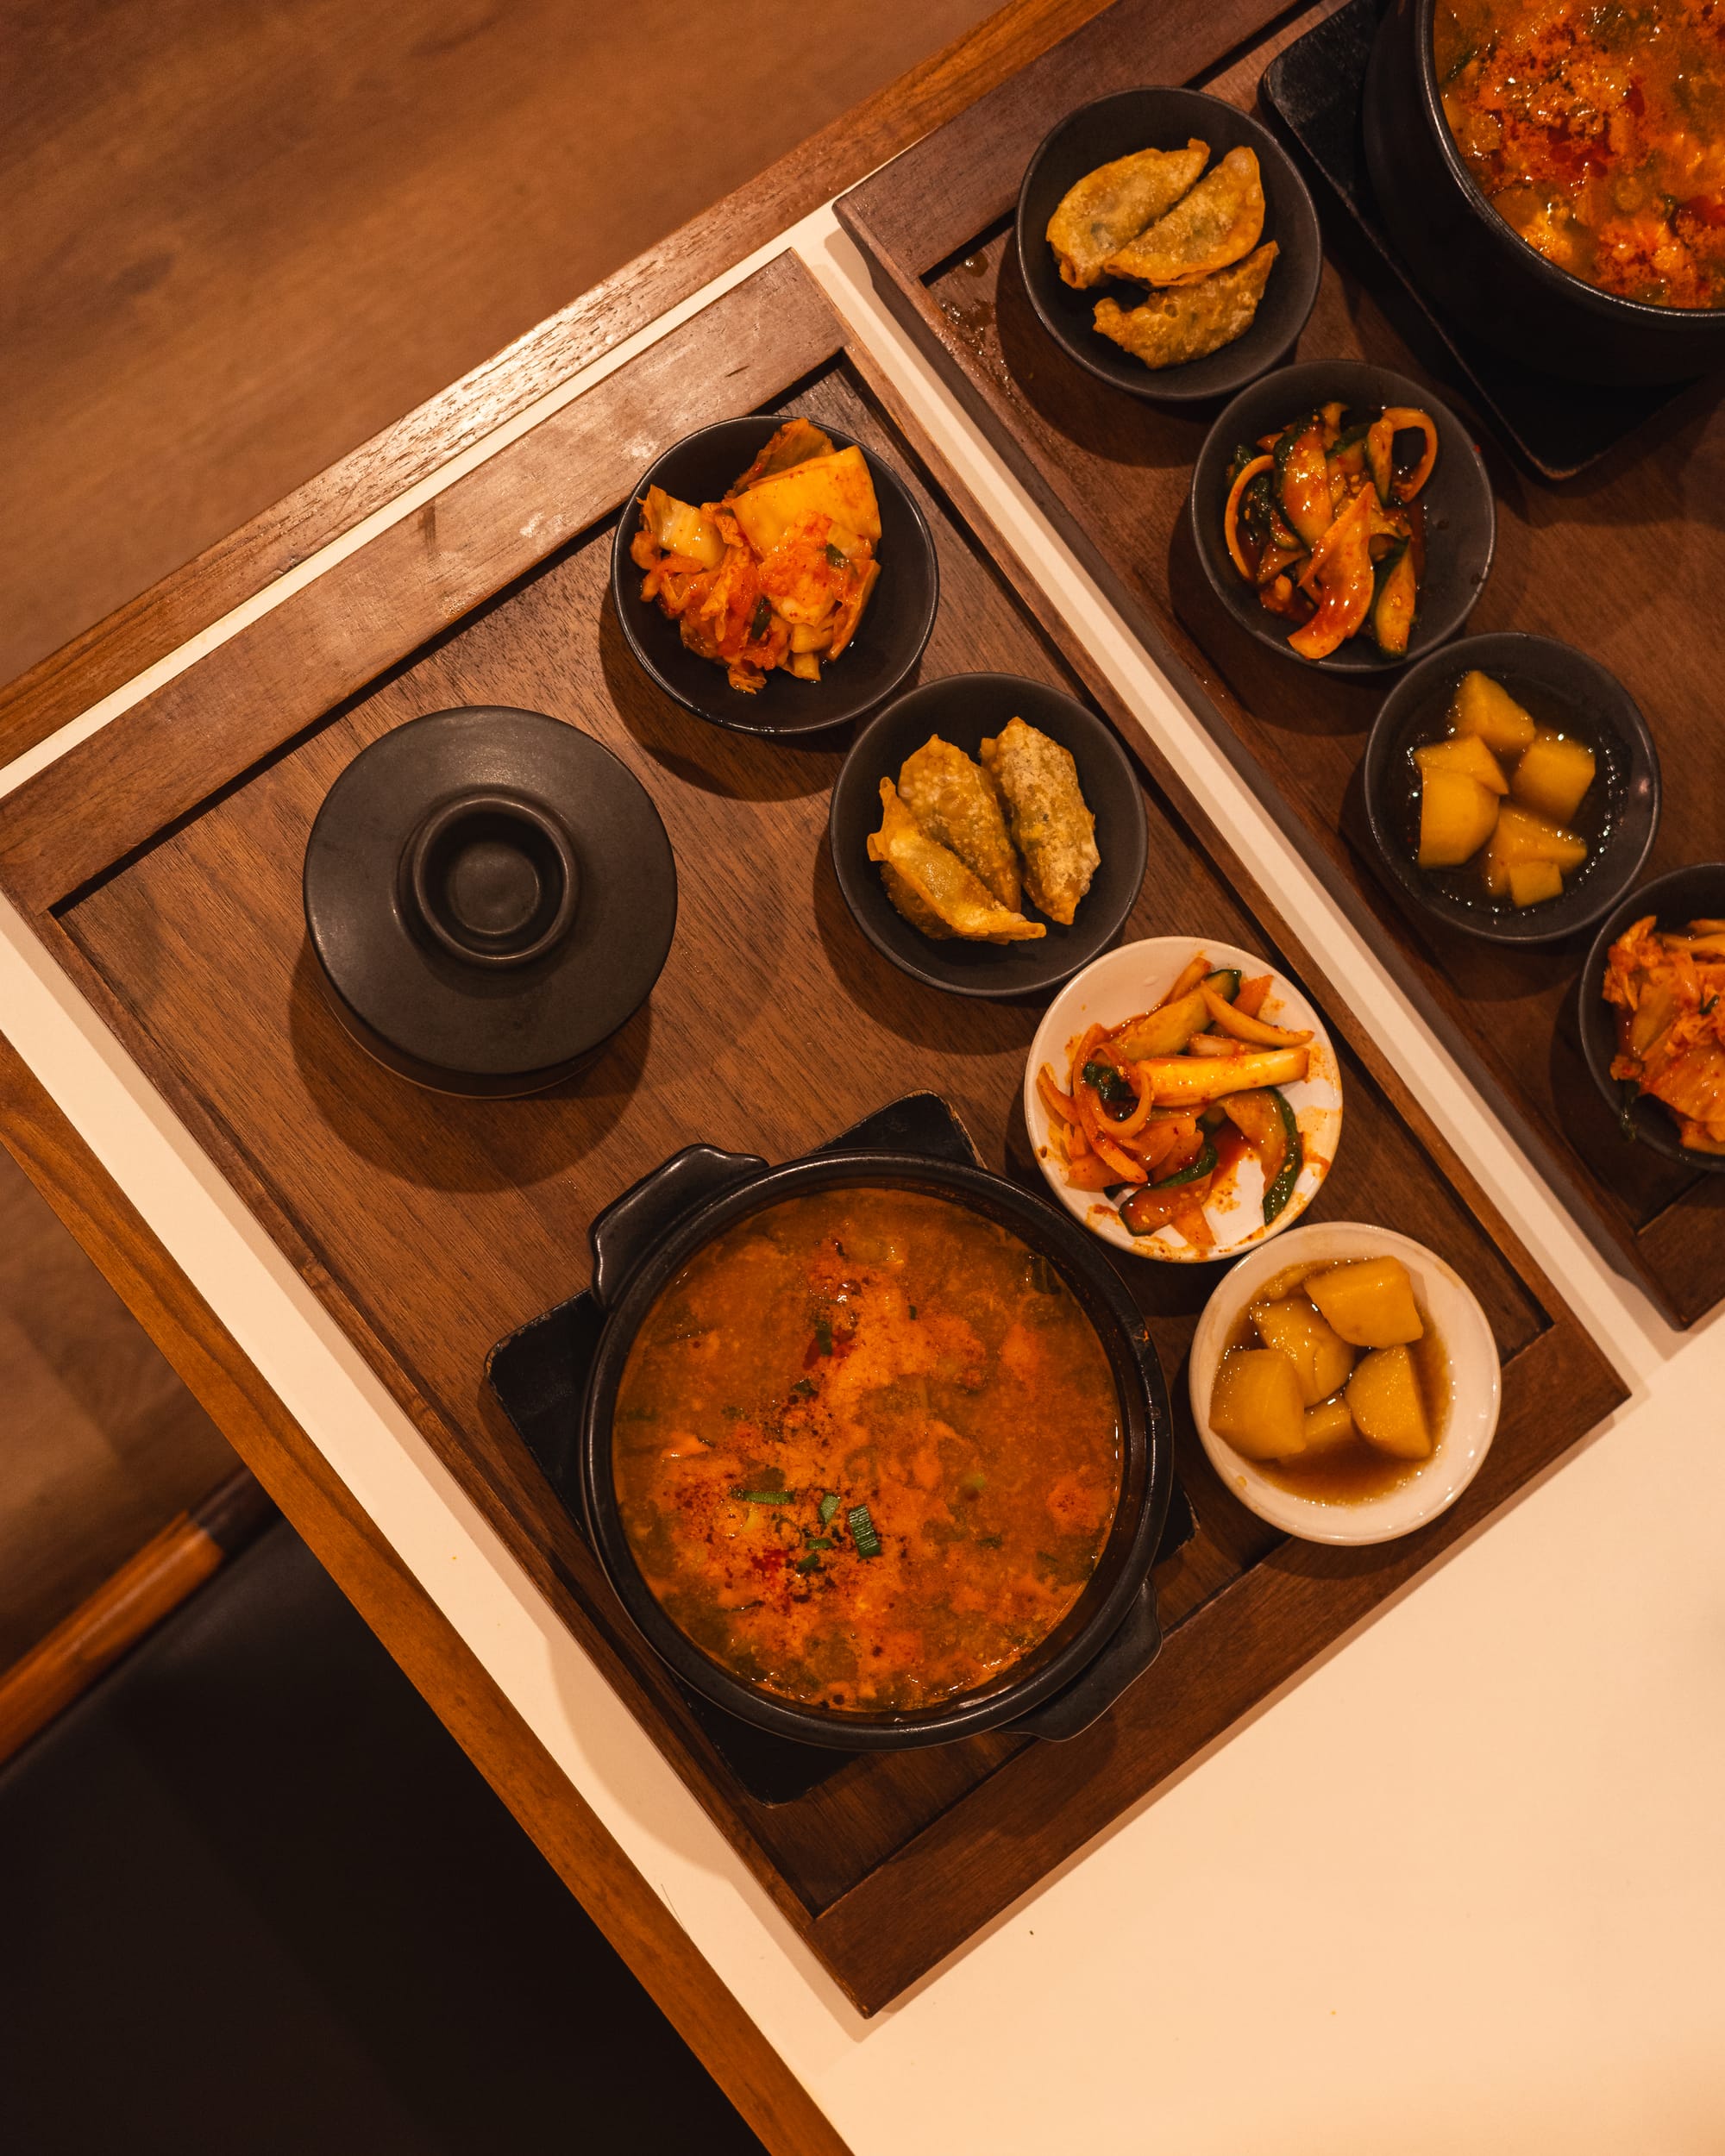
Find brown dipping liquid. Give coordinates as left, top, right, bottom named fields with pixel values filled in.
left=1388, top=676, right=1618, bottom=919
left=612, top=1188, right=1122, bottom=1713
left=1226, top=1260, right=1451, bottom=1503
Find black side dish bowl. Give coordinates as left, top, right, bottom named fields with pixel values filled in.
left=575, top=1137, right=1176, bottom=1749
left=1016, top=86, right=1321, bottom=404
left=1578, top=862, right=1725, bottom=1173
left=1189, top=359, right=1496, bottom=675
left=1364, top=0, right=1725, bottom=387
left=828, top=672, right=1151, bottom=1000
left=1362, top=633, right=1661, bottom=947
left=611, top=417, right=939, bottom=738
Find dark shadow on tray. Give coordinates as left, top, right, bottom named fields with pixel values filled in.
left=599, top=583, right=861, bottom=807
left=811, top=841, right=1053, bottom=1057
left=1552, top=963, right=1697, bottom=1222
left=984, top=228, right=1222, bottom=473
left=287, top=939, right=645, bottom=1192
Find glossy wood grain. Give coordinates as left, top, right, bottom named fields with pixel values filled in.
left=1, top=251, right=1622, bottom=2010
left=837, top=0, right=1725, bottom=1323
left=0, top=0, right=1128, bottom=771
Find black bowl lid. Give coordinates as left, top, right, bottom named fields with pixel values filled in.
left=303, top=706, right=677, bottom=1090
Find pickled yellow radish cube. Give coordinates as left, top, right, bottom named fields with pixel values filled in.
left=1509, top=857, right=1565, bottom=908
left=1301, top=1396, right=1358, bottom=1452
left=1418, top=770, right=1500, bottom=868
left=1414, top=734, right=1509, bottom=794
left=1346, top=1344, right=1433, bottom=1459
left=1307, top=1257, right=1425, bottom=1347
left=1510, top=728, right=1596, bottom=824
left=1481, top=802, right=1589, bottom=896
left=1208, top=1349, right=1307, bottom=1461
left=1249, top=1293, right=1356, bottom=1405
left=1450, top=669, right=1536, bottom=755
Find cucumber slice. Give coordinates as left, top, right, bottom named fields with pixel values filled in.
left=1201, top=968, right=1243, bottom=1002
left=1261, top=1089, right=1304, bottom=1222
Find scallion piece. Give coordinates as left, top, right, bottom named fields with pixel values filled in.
left=794, top=1552, right=822, bottom=1574
left=819, top=1493, right=841, bottom=1526
left=733, top=1489, right=794, bottom=1504
left=847, top=1504, right=882, bottom=1558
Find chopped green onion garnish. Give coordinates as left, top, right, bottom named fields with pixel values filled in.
left=825, top=541, right=848, bottom=568
left=819, top=1493, right=841, bottom=1526
left=848, top=1504, right=882, bottom=1558
left=733, top=1489, right=794, bottom=1504
left=789, top=1376, right=817, bottom=1401
left=805, top=1536, right=833, bottom=1550
left=794, top=1552, right=822, bottom=1573
left=813, top=1318, right=833, bottom=1356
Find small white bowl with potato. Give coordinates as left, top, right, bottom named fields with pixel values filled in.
left=1188, top=1220, right=1501, bottom=1545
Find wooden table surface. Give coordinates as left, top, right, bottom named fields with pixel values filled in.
left=2, top=3, right=1718, bottom=2151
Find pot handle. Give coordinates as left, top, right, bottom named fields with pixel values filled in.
left=1005, top=1576, right=1163, bottom=1743
left=589, top=1144, right=767, bottom=1311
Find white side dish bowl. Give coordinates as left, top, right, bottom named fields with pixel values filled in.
left=1023, top=937, right=1343, bottom=1263
left=1189, top=1220, right=1502, bottom=1545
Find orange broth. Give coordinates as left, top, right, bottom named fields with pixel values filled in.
left=612, top=1187, right=1121, bottom=1713
left=1438, top=0, right=1725, bottom=308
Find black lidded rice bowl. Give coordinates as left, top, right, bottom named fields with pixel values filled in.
left=610, top=416, right=939, bottom=738
left=1015, top=86, right=1322, bottom=404
left=1362, top=632, right=1661, bottom=947
left=1364, top=0, right=1725, bottom=387
left=1578, top=862, right=1725, bottom=1173
left=1189, top=360, right=1496, bottom=675
left=574, top=1142, right=1175, bottom=1750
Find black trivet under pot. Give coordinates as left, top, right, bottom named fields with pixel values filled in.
left=486, top=1093, right=1195, bottom=1806
left=1259, top=0, right=1679, bottom=480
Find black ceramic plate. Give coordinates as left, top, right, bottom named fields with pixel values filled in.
left=1015, top=87, right=1321, bottom=404
left=1189, top=359, right=1496, bottom=674
left=828, top=673, right=1150, bottom=1000
left=610, top=417, right=938, bottom=737
left=1578, top=862, right=1725, bottom=1174
left=1362, top=634, right=1661, bottom=947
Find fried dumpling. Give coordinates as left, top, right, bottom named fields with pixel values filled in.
left=1045, top=141, right=1209, bottom=289
left=1092, top=241, right=1278, bottom=371
left=868, top=780, right=1045, bottom=943
left=1102, top=145, right=1264, bottom=286
left=978, top=718, right=1099, bottom=927
left=896, top=736, right=1021, bottom=912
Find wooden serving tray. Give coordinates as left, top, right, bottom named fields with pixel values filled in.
left=837, top=0, right=1725, bottom=1326
left=0, top=249, right=1622, bottom=2014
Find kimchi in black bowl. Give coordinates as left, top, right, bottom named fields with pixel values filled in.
left=611, top=416, right=939, bottom=738
left=575, top=1139, right=1175, bottom=1749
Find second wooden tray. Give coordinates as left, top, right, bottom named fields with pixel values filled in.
left=837, top=0, right=1725, bottom=1326
left=0, top=249, right=1622, bottom=2014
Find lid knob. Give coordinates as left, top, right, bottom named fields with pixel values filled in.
left=402, top=789, right=578, bottom=968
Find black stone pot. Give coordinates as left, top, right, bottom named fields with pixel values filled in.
left=1364, top=0, right=1725, bottom=387
left=574, top=1137, right=1174, bottom=1749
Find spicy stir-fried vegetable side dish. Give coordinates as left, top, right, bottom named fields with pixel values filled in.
left=1412, top=668, right=1598, bottom=907
left=1438, top=0, right=1725, bottom=310
left=612, top=1188, right=1122, bottom=1713
left=1602, top=914, right=1725, bottom=1153
left=631, top=418, right=881, bottom=693
left=1224, top=399, right=1439, bottom=660
left=1038, top=952, right=1311, bottom=1247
